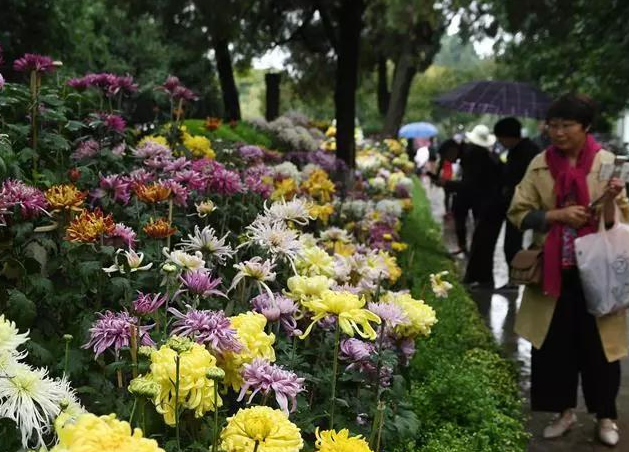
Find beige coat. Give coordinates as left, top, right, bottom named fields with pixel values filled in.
left=508, top=149, right=629, bottom=362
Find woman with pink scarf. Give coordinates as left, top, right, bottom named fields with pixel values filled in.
left=508, top=94, right=628, bottom=446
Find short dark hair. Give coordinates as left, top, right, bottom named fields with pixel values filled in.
left=494, top=117, right=522, bottom=138
left=437, top=138, right=460, bottom=156
left=545, top=93, right=597, bottom=128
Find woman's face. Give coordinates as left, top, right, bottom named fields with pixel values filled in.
left=546, top=118, right=588, bottom=151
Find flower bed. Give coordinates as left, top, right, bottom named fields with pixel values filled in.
left=399, top=182, right=529, bottom=452
left=0, top=53, right=447, bottom=452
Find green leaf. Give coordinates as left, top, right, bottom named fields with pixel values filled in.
left=25, top=340, right=55, bottom=365
left=6, top=289, right=37, bottom=328
left=65, top=120, right=85, bottom=132
left=28, top=274, right=54, bottom=296
left=17, top=147, right=37, bottom=164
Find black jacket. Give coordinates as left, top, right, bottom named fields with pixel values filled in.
left=503, top=138, right=541, bottom=201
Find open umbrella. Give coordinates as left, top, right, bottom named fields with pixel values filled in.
left=398, top=122, right=438, bottom=139
left=434, top=80, right=551, bottom=119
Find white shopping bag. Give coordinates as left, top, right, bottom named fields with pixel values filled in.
left=575, top=208, right=629, bottom=317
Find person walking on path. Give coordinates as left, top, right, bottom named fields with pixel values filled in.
left=494, top=117, right=541, bottom=289
left=429, top=139, right=460, bottom=217
left=458, top=125, right=504, bottom=288
left=508, top=94, right=629, bottom=446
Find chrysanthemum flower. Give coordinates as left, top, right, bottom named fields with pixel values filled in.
left=180, top=225, right=234, bottom=265
left=309, top=203, right=335, bottom=224
left=244, top=218, right=302, bottom=265
left=229, top=257, right=277, bottom=299
left=295, top=246, right=335, bottom=278
left=0, top=179, right=49, bottom=221
left=238, top=359, right=305, bottom=414
left=430, top=271, right=453, bottom=298
left=220, top=406, right=303, bottom=452
left=263, top=198, right=313, bottom=226
left=13, top=53, right=57, bottom=73
left=315, top=427, right=373, bottom=452
left=65, top=208, right=115, bottom=243
left=133, top=292, right=167, bottom=315
left=106, top=223, right=137, bottom=249
left=220, top=312, right=276, bottom=391
left=134, top=183, right=171, bottom=204
left=382, top=292, right=437, bottom=338
left=367, top=302, right=408, bottom=328
left=251, top=293, right=299, bottom=333
left=51, top=413, right=163, bottom=452
left=301, top=169, right=335, bottom=203
left=99, top=113, right=126, bottom=133
left=162, top=248, right=205, bottom=272
left=271, top=178, right=298, bottom=201
left=83, top=311, right=154, bottom=358
left=133, top=140, right=172, bottom=160
left=183, top=133, right=214, bottom=159
left=284, top=275, right=332, bottom=304
left=194, top=200, right=216, bottom=217
left=168, top=308, right=242, bottom=355
left=143, top=218, right=177, bottom=239
left=0, top=315, right=29, bottom=355
left=92, top=174, right=131, bottom=204
left=103, top=248, right=152, bottom=274
left=45, top=184, right=86, bottom=211
left=207, top=167, right=244, bottom=195
left=146, top=340, right=222, bottom=425
left=300, top=290, right=381, bottom=340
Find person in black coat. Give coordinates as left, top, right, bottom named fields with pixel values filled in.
left=494, top=117, right=541, bottom=289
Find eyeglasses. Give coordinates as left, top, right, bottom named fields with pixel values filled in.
left=545, top=121, right=581, bottom=132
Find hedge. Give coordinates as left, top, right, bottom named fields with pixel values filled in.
left=400, top=180, right=529, bottom=452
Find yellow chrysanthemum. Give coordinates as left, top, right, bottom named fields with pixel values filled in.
left=378, top=251, right=402, bottom=284
left=391, top=241, right=408, bottom=252
left=65, top=208, right=115, bottom=243
left=220, top=406, right=303, bottom=452
left=295, top=246, right=335, bottom=278
left=147, top=340, right=222, bottom=426
left=332, top=242, right=356, bottom=257
left=183, top=133, right=215, bottom=159
left=220, top=312, right=275, bottom=391
left=51, top=413, right=163, bottom=452
left=271, top=178, right=298, bottom=201
left=285, top=275, right=332, bottom=303
left=45, top=184, right=86, bottom=211
left=309, top=203, right=334, bottom=224
left=300, top=290, right=381, bottom=340
left=321, top=139, right=336, bottom=152
left=138, top=135, right=168, bottom=147
left=315, top=428, right=373, bottom=452
left=382, top=292, right=437, bottom=338
left=301, top=169, right=335, bottom=203
left=325, top=125, right=336, bottom=137
left=383, top=138, right=404, bottom=156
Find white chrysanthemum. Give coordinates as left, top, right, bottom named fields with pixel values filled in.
left=0, top=363, right=68, bottom=448
left=333, top=254, right=352, bottom=283
left=162, top=248, right=206, bottom=272
left=180, top=225, right=234, bottom=265
left=0, top=315, right=29, bottom=355
left=273, top=162, right=301, bottom=182
left=368, top=176, right=386, bottom=191
left=299, top=233, right=318, bottom=248
left=375, top=199, right=404, bottom=218
left=302, top=163, right=323, bottom=177
left=430, top=271, right=453, bottom=298
left=319, top=227, right=352, bottom=244
left=244, top=218, right=302, bottom=265
left=263, top=198, right=313, bottom=226
left=341, top=199, right=371, bottom=219
left=103, top=249, right=153, bottom=274
left=229, top=257, right=277, bottom=299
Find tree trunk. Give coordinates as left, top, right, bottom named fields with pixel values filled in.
left=377, top=56, right=390, bottom=117
left=334, top=0, right=364, bottom=170
left=213, top=37, right=241, bottom=121
left=382, top=43, right=416, bottom=137
left=265, top=73, right=281, bottom=121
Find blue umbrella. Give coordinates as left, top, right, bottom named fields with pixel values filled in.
left=399, top=122, right=438, bottom=139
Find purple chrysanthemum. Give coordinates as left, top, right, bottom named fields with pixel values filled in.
left=367, top=302, right=408, bottom=328
left=251, top=293, right=298, bottom=334
left=67, top=77, right=90, bottom=91
left=239, top=145, right=264, bottom=162
left=68, top=73, right=137, bottom=96
left=0, top=179, right=49, bottom=223
left=163, top=157, right=191, bottom=174
left=173, top=169, right=208, bottom=191
left=133, top=141, right=172, bottom=160
left=92, top=174, right=131, bottom=204
left=162, top=179, right=189, bottom=207
left=13, top=53, right=56, bottom=73
left=172, top=85, right=198, bottom=101
left=100, top=113, right=126, bottom=133
left=206, top=167, right=244, bottom=195
left=398, top=337, right=416, bottom=366
left=71, top=139, right=100, bottom=161
left=339, top=338, right=392, bottom=386
left=168, top=308, right=242, bottom=354
left=128, top=169, right=155, bottom=185
left=162, top=75, right=181, bottom=93
left=133, top=292, right=167, bottom=315
left=178, top=270, right=225, bottom=298
left=238, top=358, right=305, bottom=414
left=82, top=311, right=154, bottom=358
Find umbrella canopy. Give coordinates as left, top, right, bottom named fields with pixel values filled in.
left=398, top=122, right=438, bottom=139
left=434, top=80, right=552, bottom=119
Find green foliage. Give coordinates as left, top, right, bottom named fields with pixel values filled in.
left=400, top=180, right=528, bottom=452
left=184, top=119, right=274, bottom=148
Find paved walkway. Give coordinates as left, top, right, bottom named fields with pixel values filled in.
left=424, top=181, right=629, bottom=451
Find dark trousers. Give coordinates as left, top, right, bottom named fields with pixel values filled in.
left=504, top=219, right=523, bottom=271
left=452, top=193, right=479, bottom=251
left=531, top=269, right=621, bottom=419
left=464, top=202, right=504, bottom=286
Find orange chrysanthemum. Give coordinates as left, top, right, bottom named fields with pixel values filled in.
left=45, top=184, right=86, bottom=211
left=134, top=183, right=171, bottom=204
left=65, top=208, right=115, bottom=243
left=143, top=218, right=177, bottom=238
left=205, top=116, right=222, bottom=131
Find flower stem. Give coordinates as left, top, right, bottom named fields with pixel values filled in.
left=64, top=340, right=70, bottom=377
left=129, top=397, right=138, bottom=426
left=175, top=354, right=182, bottom=452
left=253, top=440, right=260, bottom=452
left=129, top=324, right=138, bottom=379
left=166, top=199, right=174, bottom=250
left=212, top=381, right=219, bottom=452
left=329, top=320, right=341, bottom=429
left=373, top=324, right=385, bottom=401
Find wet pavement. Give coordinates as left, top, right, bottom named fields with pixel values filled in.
left=425, top=181, right=629, bottom=451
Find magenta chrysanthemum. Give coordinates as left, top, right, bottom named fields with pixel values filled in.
left=173, top=169, right=208, bottom=191
left=162, top=179, right=189, bottom=207
left=178, top=270, right=225, bottom=298
left=0, top=179, right=49, bottom=223
left=106, top=223, right=137, bottom=249
left=133, top=292, right=168, bottom=315
left=13, top=53, right=56, bottom=73
left=168, top=308, right=242, bottom=354
left=93, top=174, right=132, bottom=204
left=68, top=73, right=138, bottom=96
left=82, top=311, right=154, bottom=358
left=237, top=358, right=305, bottom=414
left=206, top=167, right=244, bottom=195
left=98, top=113, right=126, bottom=133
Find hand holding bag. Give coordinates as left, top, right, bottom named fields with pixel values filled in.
left=510, top=248, right=543, bottom=286
left=575, top=207, right=629, bottom=317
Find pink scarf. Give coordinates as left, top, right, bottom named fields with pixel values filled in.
left=543, top=134, right=600, bottom=298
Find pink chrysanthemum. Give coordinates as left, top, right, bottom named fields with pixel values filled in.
left=207, top=167, right=244, bottom=195
left=168, top=308, right=242, bottom=354
left=367, top=302, right=408, bottom=328
left=92, top=174, right=131, bottom=204
left=238, top=358, right=305, bottom=414
left=163, top=157, right=191, bottom=174
left=82, top=311, right=154, bottom=358
left=133, top=141, right=172, bottom=160
left=100, top=113, right=126, bottom=133
left=173, top=169, right=208, bottom=191
left=0, top=179, right=49, bottom=223
left=105, top=223, right=137, bottom=249
left=71, top=139, right=100, bottom=161
left=13, top=53, right=56, bottom=73
left=128, top=169, right=155, bottom=185
left=162, top=179, right=189, bottom=207
left=133, top=292, right=167, bottom=315
left=251, top=293, right=298, bottom=334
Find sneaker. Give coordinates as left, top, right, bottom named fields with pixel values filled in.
left=543, top=412, right=577, bottom=439
left=598, top=418, right=619, bottom=447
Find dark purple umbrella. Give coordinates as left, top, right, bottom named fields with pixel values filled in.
left=434, top=80, right=552, bottom=119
